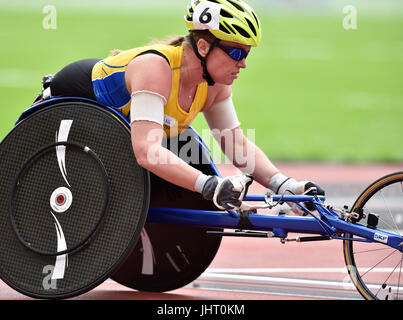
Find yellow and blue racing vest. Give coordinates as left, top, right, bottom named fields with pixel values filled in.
left=91, top=44, right=208, bottom=137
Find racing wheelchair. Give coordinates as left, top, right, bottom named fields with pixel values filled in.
left=0, top=96, right=401, bottom=300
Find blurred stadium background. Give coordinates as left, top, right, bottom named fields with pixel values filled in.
left=0, top=0, right=402, bottom=163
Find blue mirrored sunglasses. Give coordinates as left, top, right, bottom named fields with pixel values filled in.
left=216, top=43, right=250, bottom=61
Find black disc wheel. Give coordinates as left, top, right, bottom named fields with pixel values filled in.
left=0, top=101, right=150, bottom=299
left=111, top=128, right=222, bottom=292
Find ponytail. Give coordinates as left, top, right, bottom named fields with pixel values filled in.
left=109, top=49, right=122, bottom=57
left=148, top=31, right=216, bottom=48
left=109, top=31, right=217, bottom=57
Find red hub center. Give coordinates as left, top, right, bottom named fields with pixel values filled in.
left=56, top=194, right=65, bottom=205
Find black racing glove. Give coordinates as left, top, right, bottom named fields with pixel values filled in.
left=268, top=173, right=325, bottom=215
left=202, top=174, right=254, bottom=210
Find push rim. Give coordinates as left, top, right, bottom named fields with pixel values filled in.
left=9, top=141, right=110, bottom=256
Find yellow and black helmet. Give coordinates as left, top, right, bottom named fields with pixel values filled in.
left=185, top=0, right=262, bottom=47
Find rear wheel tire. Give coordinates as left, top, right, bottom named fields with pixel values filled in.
left=343, top=172, right=403, bottom=300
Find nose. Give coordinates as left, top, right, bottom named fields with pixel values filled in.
left=237, top=58, right=247, bottom=69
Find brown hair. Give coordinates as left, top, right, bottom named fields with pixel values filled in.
left=108, top=31, right=217, bottom=57
left=162, top=30, right=217, bottom=48
left=109, top=49, right=122, bottom=57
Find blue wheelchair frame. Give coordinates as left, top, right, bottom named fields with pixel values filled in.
left=19, top=97, right=403, bottom=252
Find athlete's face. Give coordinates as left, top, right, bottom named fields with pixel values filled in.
left=207, top=41, right=251, bottom=85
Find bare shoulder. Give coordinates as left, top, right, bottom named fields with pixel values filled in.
left=204, top=83, right=232, bottom=111
left=125, top=54, right=172, bottom=101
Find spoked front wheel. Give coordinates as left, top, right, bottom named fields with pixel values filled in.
left=344, top=172, right=403, bottom=300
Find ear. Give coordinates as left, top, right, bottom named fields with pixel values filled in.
left=197, top=39, right=211, bottom=58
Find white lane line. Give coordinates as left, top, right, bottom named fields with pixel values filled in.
left=206, top=267, right=399, bottom=273
left=194, top=272, right=362, bottom=299
left=199, top=272, right=354, bottom=288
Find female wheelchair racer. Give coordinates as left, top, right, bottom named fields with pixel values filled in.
left=34, top=0, right=324, bottom=212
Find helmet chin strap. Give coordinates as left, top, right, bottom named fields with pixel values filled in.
left=189, top=31, right=219, bottom=86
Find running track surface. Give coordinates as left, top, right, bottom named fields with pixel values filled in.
left=1, top=162, right=402, bottom=300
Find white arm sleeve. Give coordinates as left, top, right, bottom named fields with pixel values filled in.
left=130, top=90, right=167, bottom=126
left=203, top=95, right=241, bottom=132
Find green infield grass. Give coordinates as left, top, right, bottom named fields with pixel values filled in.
left=0, top=1, right=402, bottom=162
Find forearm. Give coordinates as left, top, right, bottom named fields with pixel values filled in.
left=226, top=134, right=325, bottom=198
left=131, top=121, right=204, bottom=192
left=139, top=144, right=202, bottom=192
left=242, top=140, right=279, bottom=188
left=218, top=128, right=279, bottom=188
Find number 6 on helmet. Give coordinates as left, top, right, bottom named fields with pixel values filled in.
left=193, top=2, right=221, bottom=30
left=185, top=0, right=262, bottom=47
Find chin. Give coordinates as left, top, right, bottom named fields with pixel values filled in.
left=214, top=77, right=235, bottom=86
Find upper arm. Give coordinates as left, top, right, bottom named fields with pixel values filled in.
left=203, top=84, right=232, bottom=112
left=125, top=54, right=172, bottom=102
left=126, top=54, right=170, bottom=142
left=203, top=84, right=240, bottom=133
left=125, top=54, right=171, bottom=160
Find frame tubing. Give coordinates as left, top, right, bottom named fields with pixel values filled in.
left=147, top=206, right=403, bottom=251
left=327, top=216, right=403, bottom=250
left=244, top=195, right=325, bottom=203
left=147, top=207, right=327, bottom=235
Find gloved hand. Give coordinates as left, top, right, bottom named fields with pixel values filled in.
left=202, top=174, right=254, bottom=210
left=268, top=173, right=325, bottom=215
